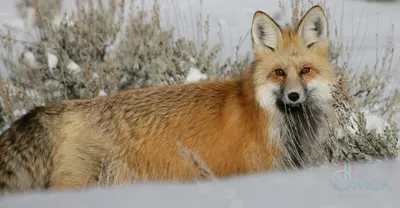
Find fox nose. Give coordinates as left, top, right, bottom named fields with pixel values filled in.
left=288, top=92, right=300, bottom=102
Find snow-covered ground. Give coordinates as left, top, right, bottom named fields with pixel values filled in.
left=1, top=159, right=399, bottom=207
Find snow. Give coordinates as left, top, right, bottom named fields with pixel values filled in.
left=363, top=109, right=389, bottom=134
left=12, top=109, right=26, bottom=119
left=98, top=89, right=108, bottom=96
left=46, top=52, right=58, bottom=74
left=185, top=67, right=208, bottom=83
left=21, top=51, right=40, bottom=69
left=0, top=159, right=399, bottom=207
left=66, top=60, right=81, bottom=75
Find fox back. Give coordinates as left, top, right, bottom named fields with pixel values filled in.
left=0, top=5, right=336, bottom=195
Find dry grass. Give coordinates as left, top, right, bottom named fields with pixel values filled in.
left=176, top=141, right=216, bottom=181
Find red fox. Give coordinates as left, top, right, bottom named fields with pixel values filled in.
left=0, top=5, right=336, bottom=195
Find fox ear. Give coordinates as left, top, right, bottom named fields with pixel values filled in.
left=297, top=6, right=328, bottom=48
left=251, top=11, right=283, bottom=53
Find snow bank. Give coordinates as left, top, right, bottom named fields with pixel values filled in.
left=1, top=159, right=399, bottom=208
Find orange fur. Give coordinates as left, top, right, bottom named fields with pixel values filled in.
left=0, top=5, right=336, bottom=194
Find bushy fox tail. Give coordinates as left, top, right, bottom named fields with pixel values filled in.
left=0, top=107, right=55, bottom=196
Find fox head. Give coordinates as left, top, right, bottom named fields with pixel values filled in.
left=251, top=6, right=335, bottom=114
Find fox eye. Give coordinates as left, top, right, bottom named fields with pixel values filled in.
left=275, top=69, right=286, bottom=76
left=301, top=67, right=311, bottom=74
